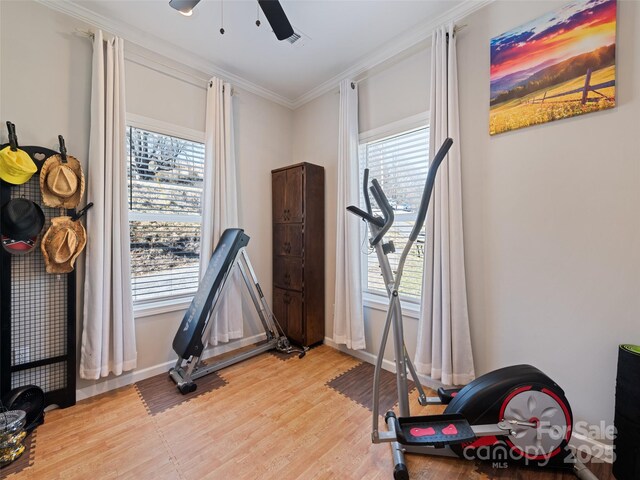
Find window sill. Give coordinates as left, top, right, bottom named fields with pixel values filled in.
left=134, top=296, right=193, bottom=319
left=363, top=292, right=421, bottom=320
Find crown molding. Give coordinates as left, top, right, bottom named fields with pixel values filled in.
left=290, top=0, right=495, bottom=109
left=123, top=49, right=209, bottom=92
left=35, top=0, right=493, bottom=111
left=34, top=0, right=297, bottom=109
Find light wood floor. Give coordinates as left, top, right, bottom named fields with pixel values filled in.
left=3, top=345, right=612, bottom=480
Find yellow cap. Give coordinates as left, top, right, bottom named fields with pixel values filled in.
left=0, top=146, right=38, bottom=185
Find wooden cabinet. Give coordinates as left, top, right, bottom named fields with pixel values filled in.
left=272, top=163, right=324, bottom=347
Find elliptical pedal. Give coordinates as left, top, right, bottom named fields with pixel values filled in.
left=437, top=387, right=462, bottom=404
left=389, top=412, right=476, bottom=447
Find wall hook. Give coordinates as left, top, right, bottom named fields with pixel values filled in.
left=58, top=135, right=69, bottom=163
left=6, top=122, right=18, bottom=151
left=71, top=202, right=93, bottom=221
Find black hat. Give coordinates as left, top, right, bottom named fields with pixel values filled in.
left=1, top=198, right=45, bottom=241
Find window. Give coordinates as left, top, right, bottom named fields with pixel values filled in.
left=359, top=125, right=430, bottom=302
left=126, top=126, right=205, bottom=305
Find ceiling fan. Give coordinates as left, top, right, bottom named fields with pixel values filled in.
left=169, top=0, right=295, bottom=41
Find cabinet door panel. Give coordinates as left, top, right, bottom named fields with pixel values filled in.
left=273, top=224, right=304, bottom=257
left=287, top=224, right=304, bottom=257
left=272, top=170, right=287, bottom=223
left=272, top=288, right=288, bottom=334
left=273, top=257, right=287, bottom=289
left=273, top=224, right=288, bottom=256
left=285, top=167, right=304, bottom=223
left=287, top=258, right=303, bottom=290
left=286, top=291, right=304, bottom=345
left=273, top=257, right=303, bottom=291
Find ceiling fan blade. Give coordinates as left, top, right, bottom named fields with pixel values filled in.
left=258, top=0, right=295, bottom=41
left=169, top=0, right=201, bottom=15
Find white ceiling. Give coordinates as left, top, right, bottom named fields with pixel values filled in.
left=68, top=0, right=465, bottom=105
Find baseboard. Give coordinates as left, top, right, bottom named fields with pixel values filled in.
left=323, top=336, right=446, bottom=391
left=323, top=337, right=614, bottom=464
left=76, top=333, right=267, bottom=401
left=569, top=432, right=614, bottom=464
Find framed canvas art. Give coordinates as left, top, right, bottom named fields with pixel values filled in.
left=490, top=0, right=617, bottom=135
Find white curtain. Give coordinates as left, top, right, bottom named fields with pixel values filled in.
left=333, top=79, right=365, bottom=350
left=80, top=31, right=137, bottom=379
left=199, top=76, right=243, bottom=346
left=414, top=24, right=475, bottom=386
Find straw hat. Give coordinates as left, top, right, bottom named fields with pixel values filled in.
left=0, top=146, right=38, bottom=185
left=40, top=154, right=84, bottom=209
left=40, top=216, right=86, bottom=274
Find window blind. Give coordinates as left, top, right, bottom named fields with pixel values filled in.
left=126, top=126, right=205, bottom=303
left=359, top=126, right=430, bottom=300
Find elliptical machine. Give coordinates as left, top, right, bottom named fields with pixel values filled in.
left=347, top=138, right=597, bottom=480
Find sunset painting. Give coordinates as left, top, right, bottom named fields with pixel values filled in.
left=490, top=0, right=617, bottom=135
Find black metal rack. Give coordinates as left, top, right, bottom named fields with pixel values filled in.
left=0, top=144, right=76, bottom=409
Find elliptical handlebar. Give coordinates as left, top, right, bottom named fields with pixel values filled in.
left=346, top=168, right=386, bottom=228
left=345, top=168, right=391, bottom=242
left=346, top=137, right=454, bottom=247
left=408, top=137, right=453, bottom=241
left=346, top=205, right=385, bottom=227
left=369, top=179, right=394, bottom=246
left=363, top=168, right=373, bottom=216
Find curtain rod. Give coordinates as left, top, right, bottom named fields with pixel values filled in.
left=447, top=24, right=468, bottom=38
left=74, top=28, right=116, bottom=43
left=75, top=28, right=94, bottom=39
left=211, top=82, right=237, bottom=96
left=455, top=24, right=468, bottom=34
left=74, top=28, right=229, bottom=96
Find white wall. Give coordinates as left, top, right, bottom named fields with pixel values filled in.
left=294, top=0, right=640, bottom=433
left=0, top=0, right=93, bottom=169
left=0, top=0, right=293, bottom=396
left=457, top=0, right=640, bottom=430
left=358, top=43, right=431, bottom=133
left=125, top=46, right=207, bottom=133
